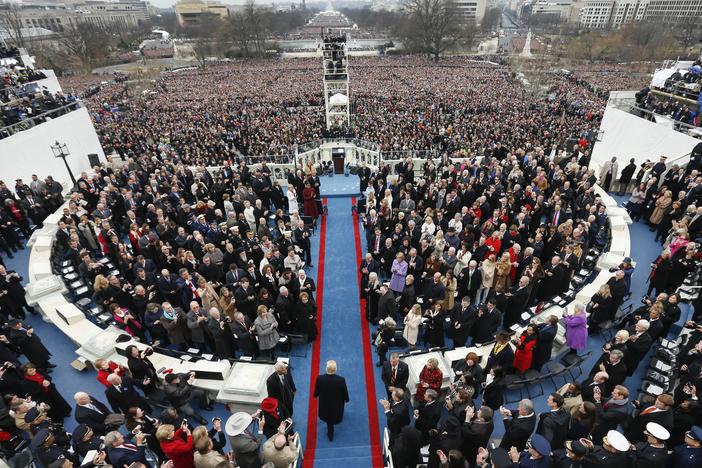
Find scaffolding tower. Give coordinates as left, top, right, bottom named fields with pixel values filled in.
left=322, top=32, right=350, bottom=130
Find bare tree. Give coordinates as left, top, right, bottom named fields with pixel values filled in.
left=57, top=22, right=110, bottom=73
left=401, top=0, right=464, bottom=59
left=673, top=16, right=701, bottom=53
left=0, top=5, right=27, bottom=49
left=191, top=13, right=222, bottom=67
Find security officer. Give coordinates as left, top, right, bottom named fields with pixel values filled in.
left=507, top=433, right=552, bottom=467
left=628, top=422, right=669, bottom=467
left=580, top=430, right=630, bottom=468
left=72, top=424, right=104, bottom=458
left=551, top=439, right=588, bottom=467
left=31, top=428, right=78, bottom=467
left=672, top=425, right=702, bottom=467
left=24, top=406, right=71, bottom=445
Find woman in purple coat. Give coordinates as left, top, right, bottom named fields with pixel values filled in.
left=563, top=303, right=588, bottom=353
left=389, top=252, right=408, bottom=294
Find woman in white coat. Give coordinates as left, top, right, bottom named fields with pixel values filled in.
left=403, top=304, right=423, bottom=350
left=287, top=186, right=299, bottom=215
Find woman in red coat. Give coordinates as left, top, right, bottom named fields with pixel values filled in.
left=512, top=324, right=538, bottom=374
left=415, top=357, right=443, bottom=402
left=302, top=182, right=319, bottom=218
left=156, top=423, right=195, bottom=468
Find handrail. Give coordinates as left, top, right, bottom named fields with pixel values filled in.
left=0, top=101, right=82, bottom=139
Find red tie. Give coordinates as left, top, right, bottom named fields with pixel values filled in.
left=391, top=367, right=397, bottom=385
left=375, top=237, right=380, bottom=252
left=552, top=211, right=559, bottom=225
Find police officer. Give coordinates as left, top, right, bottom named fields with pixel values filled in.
left=72, top=424, right=104, bottom=458
left=507, top=433, right=552, bottom=467
left=580, top=430, right=630, bottom=468
left=628, top=422, right=669, bottom=467
left=31, top=428, right=78, bottom=467
left=552, top=439, right=588, bottom=467
left=25, top=406, right=72, bottom=446
left=672, top=425, right=702, bottom=468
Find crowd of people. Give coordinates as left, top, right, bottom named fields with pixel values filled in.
left=1, top=88, right=80, bottom=137
left=0, top=143, right=329, bottom=466
left=359, top=145, right=702, bottom=467
left=73, top=56, right=615, bottom=163
left=0, top=52, right=700, bottom=467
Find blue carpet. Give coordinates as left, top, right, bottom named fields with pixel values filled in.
left=320, top=175, right=360, bottom=198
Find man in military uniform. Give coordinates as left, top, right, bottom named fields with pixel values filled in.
left=551, top=439, right=588, bottom=468
left=72, top=424, right=104, bottom=458
left=628, top=422, right=669, bottom=467
left=672, top=425, right=702, bottom=468
left=507, top=433, right=552, bottom=467
left=31, top=428, right=78, bottom=467
left=580, top=430, right=630, bottom=468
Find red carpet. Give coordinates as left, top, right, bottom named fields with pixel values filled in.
left=303, top=198, right=328, bottom=468
left=351, top=197, right=384, bottom=468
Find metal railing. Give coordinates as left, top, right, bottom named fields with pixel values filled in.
left=0, top=101, right=82, bottom=140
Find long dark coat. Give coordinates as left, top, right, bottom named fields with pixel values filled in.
left=313, top=373, right=349, bottom=424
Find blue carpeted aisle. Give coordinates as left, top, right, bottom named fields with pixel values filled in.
left=312, top=197, right=374, bottom=468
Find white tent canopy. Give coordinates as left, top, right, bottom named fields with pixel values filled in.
left=329, top=93, right=348, bottom=106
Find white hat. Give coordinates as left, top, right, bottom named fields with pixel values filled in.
left=645, top=422, right=670, bottom=441
left=225, top=412, right=253, bottom=436
left=605, top=430, right=630, bottom=451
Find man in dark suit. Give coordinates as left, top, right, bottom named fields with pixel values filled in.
left=625, top=320, right=654, bottom=376
left=504, top=276, right=531, bottom=328
left=449, top=296, right=477, bottom=348
left=458, top=260, right=481, bottom=303
left=624, top=393, right=675, bottom=443
left=591, top=384, right=630, bottom=444
left=461, top=405, right=495, bottom=466
left=381, top=353, right=409, bottom=398
left=313, top=360, right=349, bottom=441
left=580, top=371, right=609, bottom=403
left=485, top=332, right=515, bottom=374
left=380, top=388, right=410, bottom=441
left=104, top=374, right=151, bottom=414
left=414, top=389, right=442, bottom=445
left=539, top=256, right=565, bottom=300
left=266, top=362, right=296, bottom=419
left=498, top=398, right=537, bottom=451
left=600, top=349, right=627, bottom=393
left=157, top=269, right=181, bottom=307
left=531, top=316, right=559, bottom=371
left=369, top=227, right=386, bottom=262
left=536, top=393, right=571, bottom=450
left=472, top=299, right=501, bottom=344
left=290, top=269, right=316, bottom=301
left=377, top=284, right=396, bottom=321
left=391, top=425, right=422, bottom=468
left=104, top=430, right=150, bottom=467
left=73, top=392, right=114, bottom=435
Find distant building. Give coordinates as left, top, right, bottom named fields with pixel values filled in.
left=578, top=0, right=702, bottom=28
left=453, top=0, right=496, bottom=24
left=175, top=0, right=230, bottom=28
left=0, top=1, right=149, bottom=34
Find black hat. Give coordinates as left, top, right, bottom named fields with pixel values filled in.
left=565, top=440, right=588, bottom=457
left=7, top=319, right=21, bottom=327
left=72, top=424, right=89, bottom=442
left=490, top=448, right=511, bottom=468
left=30, top=428, right=50, bottom=448
left=165, top=373, right=178, bottom=383
left=24, top=407, right=40, bottom=424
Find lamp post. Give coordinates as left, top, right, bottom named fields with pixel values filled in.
left=51, top=141, right=76, bottom=186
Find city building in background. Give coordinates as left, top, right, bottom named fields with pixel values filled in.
left=174, top=0, right=230, bottom=28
